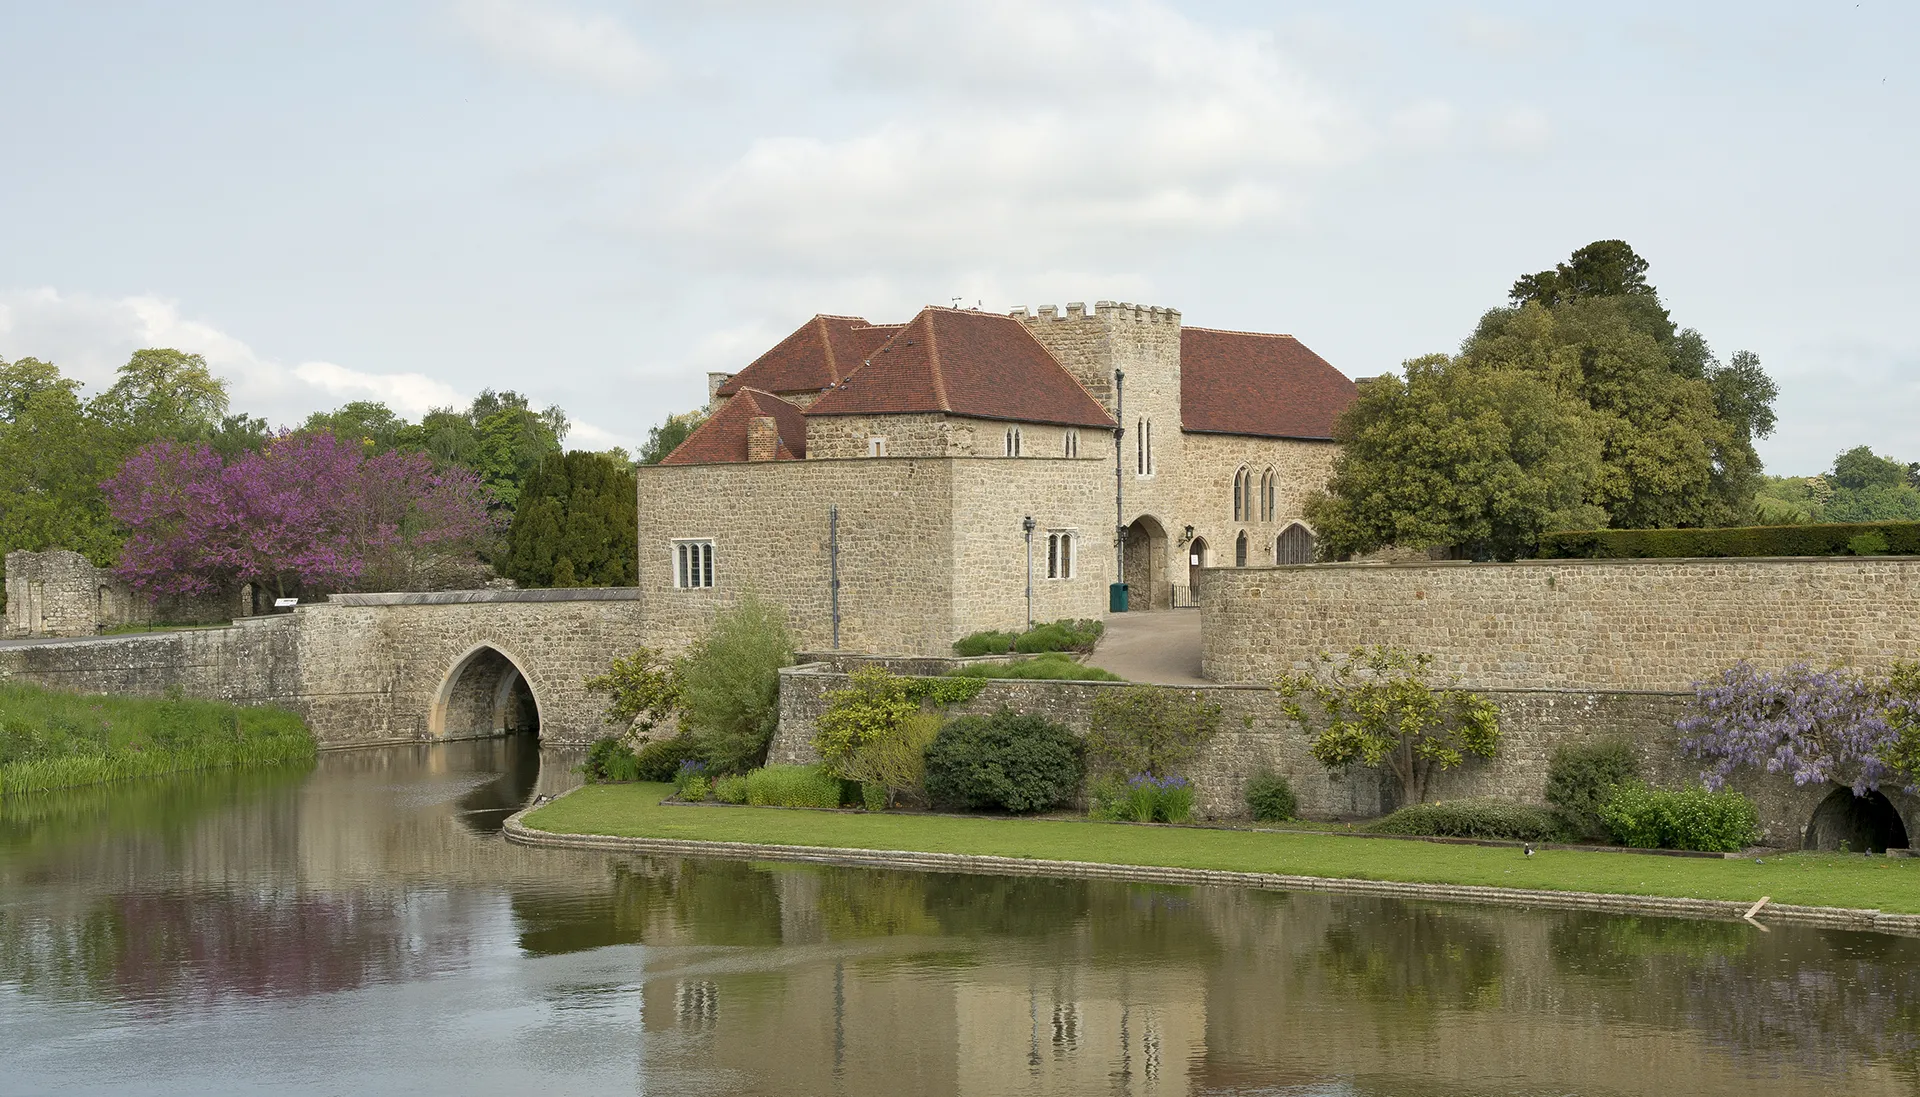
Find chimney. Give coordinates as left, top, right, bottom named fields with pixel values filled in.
left=746, top=416, right=779, bottom=461
left=707, top=372, right=734, bottom=403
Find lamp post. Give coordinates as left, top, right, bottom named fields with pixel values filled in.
left=1023, top=514, right=1036, bottom=630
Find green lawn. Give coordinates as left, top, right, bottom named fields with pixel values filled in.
left=524, top=783, right=1920, bottom=914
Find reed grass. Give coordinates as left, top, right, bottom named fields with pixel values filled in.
left=0, top=681, right=315, bottom=797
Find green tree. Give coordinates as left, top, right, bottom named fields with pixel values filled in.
left=0, top=365, right=123, bottom=611
left=1306, top=355, right=1604, bottom=560
left=303, top=400, right=408, bottom=451
left=89, top=348, right=229, bottom=444
left=1831, top=445, right=1908, bottom=490
left=501, top=450, right=637, bottom=587
left=676, top=595, right=795, bottom=772
left=401, top=390, right=568, bottom=511
left=1279, top=646, right=1500, bottom=806
left=1510, top=238, right=1662, bottom=311
left=638, top=410, right=707, bottom=464
left=583, top=645, right=682, bottom=735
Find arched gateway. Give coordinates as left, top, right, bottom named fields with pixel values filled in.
left=429, top=644, right=542, bottom=740
left=1123, top=515, right=1171, bottom=610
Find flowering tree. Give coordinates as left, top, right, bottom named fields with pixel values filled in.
left=1678, top=661, right=1917, bottom=796
left=104, top=431, right=496, bottom=599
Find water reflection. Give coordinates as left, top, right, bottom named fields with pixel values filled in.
left=1, top=743, right=1917, bottom=1095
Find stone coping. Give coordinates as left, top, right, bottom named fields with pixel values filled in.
left=323, top=588, right=642, bottom=606
left=503, top=791, right=1920, bottom=938
left=1231, top=554, right=1920, bottom=573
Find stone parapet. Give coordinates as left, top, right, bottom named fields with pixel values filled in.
left=1200, top=555, right=1920, bottom=692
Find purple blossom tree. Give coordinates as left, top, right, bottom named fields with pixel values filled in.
left=104, top=431, right=496, bottom=600
left=1678, top=661, right=1914, bottom=796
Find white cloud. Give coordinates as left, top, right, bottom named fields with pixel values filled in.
left=0, top=288, right=488, bottom=427
left=453, top=0, right=661, bottom=94
left=292, top=362, right=463, bottom=417
left=650, top=1, right=1361, bottom=271
left=1487, top=105, right=1552, bottom=150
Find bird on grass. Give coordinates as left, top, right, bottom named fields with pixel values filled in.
left=1524, top=843, right=1535, bottom=857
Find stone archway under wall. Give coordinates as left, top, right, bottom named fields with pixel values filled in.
left=430, top=644, right=542, bottom=740
left=1804, top=786, right=1913, bottom=852
left=1123, top=515, right=1172, bottom=610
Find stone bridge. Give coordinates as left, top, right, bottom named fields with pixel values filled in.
left=0, top=589, right=648, bottom=746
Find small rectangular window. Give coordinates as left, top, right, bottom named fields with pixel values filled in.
left=673, top=540, right=715, bottom=589
left=868, top=436, right=887, bottom=457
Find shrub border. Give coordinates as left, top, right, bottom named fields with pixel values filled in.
left=505, top=789, right=1920, bottom=938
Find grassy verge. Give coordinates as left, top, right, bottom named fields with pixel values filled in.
left=526, top=783, right=1920, bottom=914
left=0, top=681, right=315, bottom=796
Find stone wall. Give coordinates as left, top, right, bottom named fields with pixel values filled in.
left=768, top=663, right=1906, bottom=846
left=635, top=456, right=1118, bottom=656
left=1201, top=556, right=1920, bottom=692
left=804, top=414, right=1106, bottom=461
left=1015, top=303, right=1341, bottom=610
left=0, top=589, right=649, bottom=747
left=3, top=549, right=240, bottom=638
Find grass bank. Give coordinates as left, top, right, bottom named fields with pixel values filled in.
left=525, top=783, right=1920, bottom=915
left=0, top=681, right=315, bottom=796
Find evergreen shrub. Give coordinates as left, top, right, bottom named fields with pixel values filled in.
left=631, top=736, right=702, bottom=782
left=923, top=709, right=1084, bottom=813
left=1544, top=739, right=1642, bottom=840
left=1537, top=520, right=1920, bottom=560
left=745, top=764, right=842, bottom=808
left=581, top=736, right=642, bottom=782
left=1368, top=798, right=1566, bottom=841
left=953, top=630, right=1018, bottom=656
left=1244, top=772, right=1298, bottom=822
left=713, top=773, right=749, bottom=804
left=1599, top=784, right=1759, bottom=852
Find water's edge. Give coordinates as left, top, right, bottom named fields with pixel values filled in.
left=505, top=787, right=1920, bottom=938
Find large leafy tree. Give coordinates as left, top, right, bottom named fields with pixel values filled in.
left=89, top=348, right=229, bottom=445
left=1311, top=241, right=1778, bottom=557
left=1306, top=356, right=1604, bottom=561
left=103, top=432, right=496, bottom=600
left=638, top=410, right=707, bottom=465
left=502, top=449, right=637, bottom=587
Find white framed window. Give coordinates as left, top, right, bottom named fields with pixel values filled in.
left=868, top=436, right=888, bottom=457
left=1064, top=429, right=1079, bottom=458
left=1045, top=531, right=1076, bottom=579
left=673, top=539, right=715, bottom=589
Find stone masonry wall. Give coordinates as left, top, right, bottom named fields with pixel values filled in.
left=636, top=458, right=956, bottom=655
left=767, top=663, right=1903, bottom=845
left=1201, top=556, right=1920, bottom=692
left=1016, top=304, right=1342, bottom=608
left=3, top=549, right=239, bottom=638
left=948, top=458, right=1117, bottom=636
left=805, top=414, right=1107, bottom=461
left=0, top=590, right=649, bottom=747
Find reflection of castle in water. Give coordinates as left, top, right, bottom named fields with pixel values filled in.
left=4, top=747, right=1919, bottom=1095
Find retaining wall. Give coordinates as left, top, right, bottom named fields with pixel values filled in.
left=1200, top=556, right=1920, bottom=692
left=768, top=663, right=1909, bottom=847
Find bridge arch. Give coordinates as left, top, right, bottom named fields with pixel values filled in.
left=1804, top=786, right=1911, bottom=853
left=429, top=643, right=543, bottom=740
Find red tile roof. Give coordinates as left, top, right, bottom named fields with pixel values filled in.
left=806, top=308, right=1116, bottom=428
left=714, top=315, right=901, bottom=398
left=660, top=388, right=807, bottom=465
left=1178, top=327, right=1356, bottom=440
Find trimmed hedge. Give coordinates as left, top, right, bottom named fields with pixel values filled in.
left=1537, top=521, right=1920, bottom=560
left=1367, top=798, right=1567, bottom=842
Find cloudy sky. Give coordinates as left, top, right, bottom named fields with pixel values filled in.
left=1, top=1, right=1912, bottom=471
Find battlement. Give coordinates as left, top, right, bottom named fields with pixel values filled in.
left=1010, top=301, right=1181, bottom=325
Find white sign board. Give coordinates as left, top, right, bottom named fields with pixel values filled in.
left=273, top=598, right=299, bottom=609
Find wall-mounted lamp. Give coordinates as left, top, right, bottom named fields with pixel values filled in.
left=1176, top=524, right=1195, bottom=548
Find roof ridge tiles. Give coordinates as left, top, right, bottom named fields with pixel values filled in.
left=1181, top=325, right=1298, bottom=339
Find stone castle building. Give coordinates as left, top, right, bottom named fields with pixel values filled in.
left=636, top=302, right=1357, bottom=654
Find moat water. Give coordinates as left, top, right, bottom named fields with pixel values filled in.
left=2, top=741, right=1917, bottom=1096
